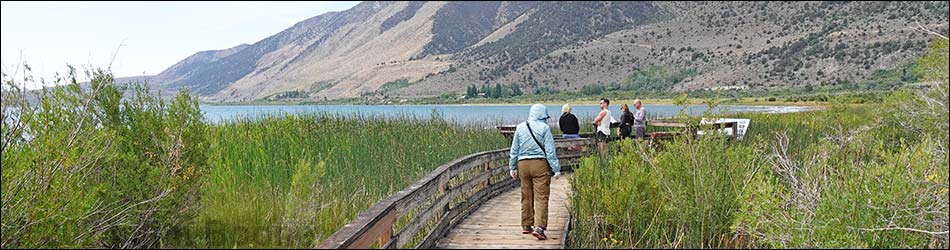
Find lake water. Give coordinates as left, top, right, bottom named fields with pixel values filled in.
left=200, top=104, right=813, bottom=126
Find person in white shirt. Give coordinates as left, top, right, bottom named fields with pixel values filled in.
left=592, top=98, right=616, bottom=155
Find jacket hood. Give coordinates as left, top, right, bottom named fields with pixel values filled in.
left=528, top=104, right=550, bottom=121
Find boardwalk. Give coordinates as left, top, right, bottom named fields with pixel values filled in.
left=435, top=173, right=572, bottom=249
left=318, top=125, right=735, bottom=249
left=316, top=139, right=593, bottom=250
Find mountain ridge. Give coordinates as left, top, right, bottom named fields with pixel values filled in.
left=127, top=1, right=948, bottom=102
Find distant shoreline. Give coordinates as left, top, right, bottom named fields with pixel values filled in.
left=202, top=97, right=829, bottom=108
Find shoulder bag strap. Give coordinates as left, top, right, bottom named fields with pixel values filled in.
left=525, top=122, right=547, bottom=155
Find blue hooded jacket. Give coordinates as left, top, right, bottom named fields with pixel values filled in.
left=508, top=104, right=560, bottom=173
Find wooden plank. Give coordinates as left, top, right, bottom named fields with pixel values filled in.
left=441, top=233, right=563, bottom=241
left=397, top=159, right=520, bottom=247
left=446, top=151, right=507, bottom=183
left=435, top=173, right=574, bottom=249
left=560, top=212, right=572, bottom=249
left=348, top=208, right=396, bottom=249
left=436, top=243, right=563, bottom=249
left=438, top=237, right=563, bottom=245
left=461, top=214, right=571, bottom=221
left=418, top=179, right=515, bottom=248
left=452, top=224, right=566, bottom=231
left=453, top=219, right=568, bottom=226
left=446, top=228, right=566, bottom=236
left=379, top=224, right=392, bottom=249
left=391, top=185, right=457, bottom=247
left=649, top=120, right=690, bottom=128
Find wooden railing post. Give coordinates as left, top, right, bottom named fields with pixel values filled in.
left=484, top=161, right=491, bottom=187
left=379, top=225, right=392, bottom=248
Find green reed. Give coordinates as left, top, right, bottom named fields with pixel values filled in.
left=180, top=113, right=507, bottom=248
left=569, top=95, right=947, bottom=248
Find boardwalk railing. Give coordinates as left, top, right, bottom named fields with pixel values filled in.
left=317, top=138, right=596, bottom=249
left=648, top=120, right=739, bottom=140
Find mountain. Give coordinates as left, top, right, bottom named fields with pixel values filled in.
left=140, top=1, right=949, bottom=102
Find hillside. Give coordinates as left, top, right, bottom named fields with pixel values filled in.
left=135, top=1, right=948, bottom=102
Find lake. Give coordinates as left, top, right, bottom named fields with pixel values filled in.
left=200, top=104, right=814, bottom=126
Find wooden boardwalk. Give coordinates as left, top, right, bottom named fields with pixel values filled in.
left=435, top=173, right=572, bottom=249
left=317, top=139, right=592, bottom=250
left=318, top=125, right=738, bottom=249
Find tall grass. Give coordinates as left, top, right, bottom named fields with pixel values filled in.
left=569, top=35, right=948, bottom=249
left=2, top=66, right=507, bottom=248
left=570, top=98, right=947, bottom=248
left=2, top=68, right=209, bottom=248
left=182, top=113, right=507, bottom=248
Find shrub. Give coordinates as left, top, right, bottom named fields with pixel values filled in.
left=2, top=66, right=208, bottom=248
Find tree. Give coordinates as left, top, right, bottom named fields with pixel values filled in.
left=466, top=85, right=477, bottom=98
left=510, top=84, right=523, bottom=97
left=480, top=85, right=491, bottom=98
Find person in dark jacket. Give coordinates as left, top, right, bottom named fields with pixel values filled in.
left=559, top=104, right=580, bottom=138
left=619, top=104, right=635, bottom=139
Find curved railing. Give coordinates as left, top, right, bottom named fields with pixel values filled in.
left=316, top=138, right=596, bottom=249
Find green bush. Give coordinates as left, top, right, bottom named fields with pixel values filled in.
left=571, top=98, right=947, bottom=248
left=1, top=66, right=508, bottom=249
left=2, top=67, right=208, bottom=248
left=571, top=135, right=761, bottom=248
left=569, top=36, right=949, bottom=248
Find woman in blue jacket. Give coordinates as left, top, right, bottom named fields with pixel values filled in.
left=508, top=104, right=560, bottom=240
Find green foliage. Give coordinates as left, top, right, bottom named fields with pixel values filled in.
left=916, top=36, right=949, bottom=84
left=466, top=84, right=477, bottom=98
left=573, top=37, right=950, bottom=246
left=471, top=83, right=523, bottom=98
left=269, top=90, right=308, bottom=100
left=622, top=65, right=698, bottom=92
left=571, top=100, right=947, bottom=248
left=569, top=37, right=950, bottom=248
left=580, top=84, right=607, bottom=96
left=571, top=136, right=763, bottom=248
left=380, top=79, right=413, bottom=92
left=2, top=67, right=208, bottom=248
left=183, top=112, right=506, bottom=248
left=532, top=86, right=560, bottom=95
left=1, top=66, right=507, bottom=249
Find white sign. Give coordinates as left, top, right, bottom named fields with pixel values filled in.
left=699, top=118, right=751, bottom=140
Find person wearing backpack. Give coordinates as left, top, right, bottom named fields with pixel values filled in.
left=508, top=104, right=561, bottom=240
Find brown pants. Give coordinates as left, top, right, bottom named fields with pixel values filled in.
left=518, top=159, right=552, bottom=229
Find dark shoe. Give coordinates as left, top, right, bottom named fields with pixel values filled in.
left=531, top=227, right=547, bottom=240
left=521, top=226, right=533, bottom=234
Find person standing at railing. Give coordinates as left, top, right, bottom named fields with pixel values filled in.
left=592, top=98, right=616, bottom=154
left=633, top=99, right=648, bottom=139
left=508, top=104, right=561, bottom=240
left=559, top=103, right=580, bottom=139
left=619, top=104, right=635, bottom=139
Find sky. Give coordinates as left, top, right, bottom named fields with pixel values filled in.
left=1, top=1, right=360, bottom=87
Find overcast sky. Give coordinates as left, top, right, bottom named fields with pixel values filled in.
left=1, top=1, right=360, bottom=86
